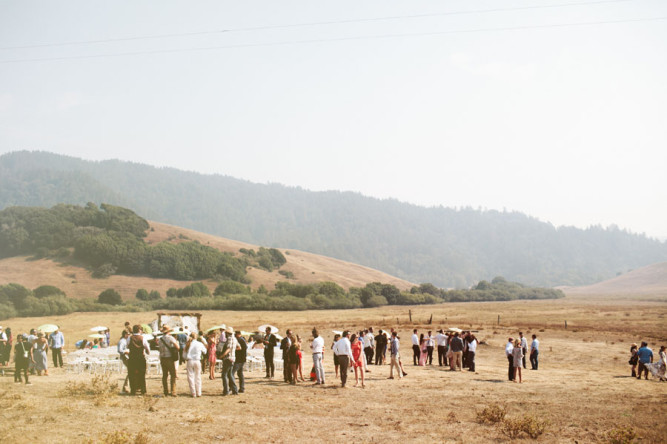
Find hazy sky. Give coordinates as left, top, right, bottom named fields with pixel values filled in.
left=1, top=1, right=666, bottom=239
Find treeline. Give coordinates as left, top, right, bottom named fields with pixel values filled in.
left=2, top=151, right=666, bottom=287
left=0, top=203, right=262, bottom=282
left=0, top=278, right=564, bottom=320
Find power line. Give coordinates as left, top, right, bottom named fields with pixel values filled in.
left=1, top=15, right=664, bottom=65
left=0, top=0, right=635, bottom=50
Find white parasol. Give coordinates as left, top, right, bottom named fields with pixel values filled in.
left=447, top=327, right=463, bottom=333
left=90, top=326, right=108, bottom=332
left=258, top=325, right=278, bottom=334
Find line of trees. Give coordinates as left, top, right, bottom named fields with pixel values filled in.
left=0, top=277, right=564, bottom=320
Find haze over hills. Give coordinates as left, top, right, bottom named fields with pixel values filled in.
left=562, top=262, right=667, bottom=300
left=1, top=150, right=666, bottom=288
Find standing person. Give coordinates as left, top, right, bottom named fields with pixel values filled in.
left=388, top=331, right=402, bottom=379
left=519, top=332, right=528, bottom=369
left=505, top=337, right=515, bottom=382
left=648, top=345, right=667, bottom=381
left=32, top=332, right=49, bottom=376
left=530, top=334, right=540, bottom=370
left=467, top=334, right=477, bottom=372
left=262, top=327, right=278, bottom=380
left=350, top=334, right=365, bottom=388
left=117, top=330, right=130, bottom=393
left=426, top=331, right=435, bottom=365
left=296, top=335, right=305, bottom=382
left=436, top=330, right=447, bottom=367
left=48, top=327, right=64, bottom=369
left=206, top=331, right=217, bottom=380
left=14, top=334, right=32, bottom=385
left=331, top=334, right=341, bottom=379
left=0, top=326, right=7, bottom=367
left=364, top=329, right=374, bottom=365
left=185, top=332, right=206, bottom=397
left=221, top=326, right=239, bottom=395
left=333, top=331, right=354, bottom=388
left=411, top=329, right=420, bottom=366
left=374, top=330, right=386, bottom=365
left=418, top=334, right=428, bottom=366
left=124, top=322, right=132, bottom=336
left=311, top=328, right=325, bottom=385
left=636, top=341, right=653, bottom=380
left=176, top=329, right=187, bottom=366
left=157, top=326, right=179, bottom=397
left=288, top=335, right=300, bottom=385
left=125, top=325, right=150, bottom=395
left=281, top=330, right=293, bottom=383
left=233, top=330, right=247, bottom=393
left=449, top=332, right=464, bottom=371
left=629, top=343, right=638, bottom=377
left=512, top=339, right=523, bottom=383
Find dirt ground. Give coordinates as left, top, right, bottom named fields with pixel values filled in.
left=1, top=297, right=666, bottom=443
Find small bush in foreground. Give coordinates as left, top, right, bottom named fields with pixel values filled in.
left=498, top=415, right=548, bottom=440
left=605, top=426, right=637, bottom=444
left=84, top=430, right=149, bottom=444
left=476, top=403, right=507, bottom=424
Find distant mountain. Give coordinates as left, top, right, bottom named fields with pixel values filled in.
left=2, top=150, right=666, bottom=287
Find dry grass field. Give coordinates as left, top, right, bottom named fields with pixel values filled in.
left=1, top=297, right=666, bottom=443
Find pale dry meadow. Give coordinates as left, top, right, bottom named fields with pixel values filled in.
left=1, top=297, right=666, bottom=443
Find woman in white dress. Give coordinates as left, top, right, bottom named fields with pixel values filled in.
left=512, top=339, right=523, bottom=383
left=647, top=345, right=666, bottom=381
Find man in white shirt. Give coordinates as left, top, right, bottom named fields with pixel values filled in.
left=311, top=328, right=325, bottom=385
left=426, top=331, right=435, bottom=365
left=505, top=337, right=515, bottom=381
left=435, top=330, right=447, bottom=367
left=117, top=330, right=130, bottom=393
left=411, top=329, right=420, bottom=366
left=333, top=330, right=354, bottom=388
left=364, top=328, right=375, bottom=365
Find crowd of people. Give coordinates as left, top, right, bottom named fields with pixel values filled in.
left=1, top=322, right=665, bottom=398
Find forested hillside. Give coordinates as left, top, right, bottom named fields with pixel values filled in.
left=2, top=151, right=666, bottom=287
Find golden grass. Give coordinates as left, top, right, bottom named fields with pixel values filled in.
left=1, top=297, right=666, bottom=443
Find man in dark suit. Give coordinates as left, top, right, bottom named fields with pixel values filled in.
left=262, top=327, right=278, bottom=379
left=280, top=329, right=293, bottom=383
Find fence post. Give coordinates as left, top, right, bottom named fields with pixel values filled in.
left=497, top=315, right=500, bottom=325
left=565, top=320, right=567, bottom=329
left=409, top=310, right=412, bottom=323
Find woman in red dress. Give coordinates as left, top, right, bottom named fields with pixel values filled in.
left=206, top=331, right=217, bottom=380
left=350, top=334, right=365, bottom=388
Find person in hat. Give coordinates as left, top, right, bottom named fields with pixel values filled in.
left=220, top=326, right=239, bottom=395
left=49, top=327, right=65, bottom=368
left=14, top=334, right=33, bottom=384
left=158, top=325, right=180, bottom=396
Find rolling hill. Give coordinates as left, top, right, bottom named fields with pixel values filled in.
left=2, top=150, right=666, bottom=288
left=562, top=262, right=667, bottom=299
left=0, top=220, right=415, bottom=300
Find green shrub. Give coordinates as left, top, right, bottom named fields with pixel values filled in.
left=605, top=426, right=637, bottom=444
left=98, top=289, right=122, bottom=305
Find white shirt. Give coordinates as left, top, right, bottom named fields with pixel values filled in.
left=468, top=339, right=477, bottom=353
left=520, top=337, right=527, bottom=349
left=505, top=342, right=514, bottom=357
left=362, top=334, right=373, bottom=348
left=436, top=333, right=447, bottom=347
left=0, top=331, right=6, bottom=341
left=311, top=336, right=324, bottom=354
left=531, top=339, right=539, bottom=352
left=117, top=337, right=128, bottom=355
left=426, top=335, right=435, bottom=347
left=186, top=340, right=207, bottom=361
left=412, top=334, right=419, bottom=346
left=333, top=337, right=354, bottom=360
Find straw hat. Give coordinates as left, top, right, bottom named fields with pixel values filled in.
left=161, top=325, right=173, bottom=333
left=225, top=326, right=234, bottom=334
